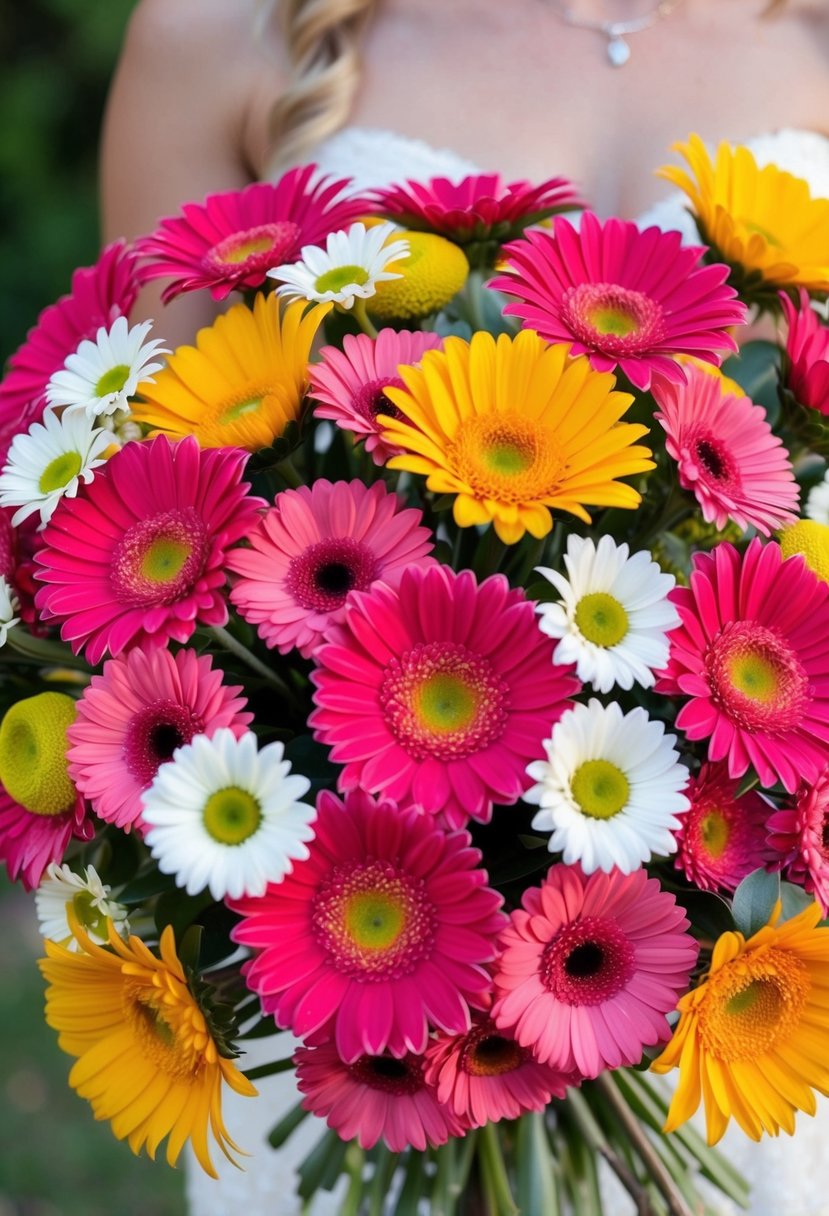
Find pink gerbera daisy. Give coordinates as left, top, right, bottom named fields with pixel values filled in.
left=310, top=565, right=580, bottom=828
left=656, top=539, right=829, bottom=793
left=652, top=362, right=799, bottom=535
left=0, top=241, right=138, bottom=458
left=295, top=1041, right=463, bottom=1151
left=230, top=788, right=506, bottom=1063
left=0, top=788, right=92, bottom=891
left=424, top=1013, right=576, bottom=1128
left=34, top=435, right=264, bottom=665
left=780, top=288, right=829, bottom=415
left=673, top=762, right=774, bottom=894
left=227, top=479, right=435, bottom=658
left=768, top=767, right=829, bottom=915
left=372, top=173, right=583, bottom=261
left=309, top=329, right=442, bottom=465
left=134, top=167, right=372, bottom=302
left=66, top=647, right=253, bottom=832
left=489, top=214, right=746, bottom=390
left=492, top=864, right=698, bottom=1078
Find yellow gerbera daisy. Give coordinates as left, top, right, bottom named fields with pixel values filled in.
left=367, top=230, right=469, bottom=321
left=132, top=294, right=330, bottom=451
left=651, top=900, right=829, bottom=1144
left=660, top=135, right=829, bottom=298
left=39, top=916, right=257, bottom=1177
left=380, top=329, right=653, bottom=544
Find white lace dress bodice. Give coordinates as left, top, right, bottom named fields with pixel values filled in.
left=187, top=126, right=829, bottom=1216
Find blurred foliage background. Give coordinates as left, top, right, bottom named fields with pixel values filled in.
left=1, top=2, right=185, bottom=1211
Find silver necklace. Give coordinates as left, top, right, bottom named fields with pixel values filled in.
left=549, top=0, right=684, bottom=66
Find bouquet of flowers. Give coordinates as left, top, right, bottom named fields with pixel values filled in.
left=2, top=136, right=829, bottom=1216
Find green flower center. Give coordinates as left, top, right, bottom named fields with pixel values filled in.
left=700, top=809, right=730, bottom=859
left=219, top=394, right=264, bottom=424
left=0, top=692, right=77, bottom=816
left=95, top=364, right=131, bottom=398
left=725, top=977, right=781, bottom=1019
left=314, top=265, right=370, bottom=294
left=72, top=890, right=110, bottom=939
left=483, top=439, right=534, bottom=476
left=570, top=759, right=630, bottom=820
left=574, top=591, right=629, bottom=647
left=588, top=304, right=639, bottom=337
left=140, top=537, right=192, bottom=585
left=202, top=786, right=262, bottom=845
left=740, top=219, right=781, bottom=249
left=417, top=673, right=478, bottom=734
left=344, top=892, right=405, bottom=951
left=726, top=652, right=781, bottom=704
left=38, top=451, right=83, bottom=494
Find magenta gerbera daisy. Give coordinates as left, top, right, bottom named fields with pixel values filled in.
left=308, top=329, right=442, bottom=465
left=424, top=1013, right=575, bottom=1128
left=673, top=762, right=774, bottom=894
left=134, top=166, right=372, bottom=302
left=295, top=1041, right=463, bottom=1151
left=66, top=647, right=253, bottom=832
left=768, top=767, right=829, bottom=915
left=489, top=213, right=746, bottom=390
left=230, top=788, right=506, bottom=1062
left=781, top=288, right=829, bottom=415
left=656, top=539, right=829, bottom=793
left=491, top=864, right=698, bottom=1078
left=34, top=435, right=264, bottom=665
left=310, top=564, right=580, bottom=828
left=652, top=361, right=799, bottom=535
left=371, top=173, right=583, bottom=261
left=227, top=479, right=435, bottom=658
left=0, top=241, right=138, bottom=459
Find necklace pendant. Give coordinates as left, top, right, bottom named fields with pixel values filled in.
left=606, top=34, right=631, bottom=66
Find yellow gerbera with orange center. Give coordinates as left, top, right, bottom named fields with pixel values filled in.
left=651, top=900, right=829, bottom=1144
left=380, top=329, right=653, bottom=544
left=132, top=294, right=330, bottom=451
left=660, top=135, right=829, bottom=298
left=39, top=916, right=256, bottom=1176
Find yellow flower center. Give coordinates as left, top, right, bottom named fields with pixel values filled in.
left=700, top=809, right=730, bottom=859
left=124, top=979, right=203, bottom=1080
left=589, top=304, right=640, bottom=337
left=219, top=394, right=264, bottom=424
left=0, top=692, right=76, bottom=816
left=95, top=364, right=131, bottom=397
left=140, top=537, right=191, bottom=585
left=450, top=413, right=566, bottom=506
left=416, top=673, right=478, bottom=734
left=570, top=759, right=630, bottom=820
left=726, top=652, right=779, bottom=704
left=574, top=592, right=629, bottom=647
left=314, top=265, right=370, bottom=294
left=779, top=520, right=829, bottom=585
left=38, top=451, right=83, bottom=494
left=202, top=787, right=262, bottom=845
left=698, top=947, right=811, bottom=1061
left=344, top=891, right=405, bottom=951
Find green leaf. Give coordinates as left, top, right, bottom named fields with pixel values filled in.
left=296, top=1129, right=349, bottom=1200
left=267, top=1100, right=310, bottom=1149
left=670, top=887, right=735, bottom=941
left=731, top=868, right=780, bottom=937
left=780, top=880, right=816, bottom=923
left=516, top=1112, right=559, bottom=1216
left=722, top=340, right=781, bottom=418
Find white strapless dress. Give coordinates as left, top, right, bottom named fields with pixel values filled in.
left=187, top=126, right=829, bottom=1216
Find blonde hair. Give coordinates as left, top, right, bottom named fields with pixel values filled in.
left=264, top=0, right=379, bottom=175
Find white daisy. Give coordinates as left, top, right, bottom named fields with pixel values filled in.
left=0, top=408, right=112, bottom=525
left=807, top=475, right=829, bottom=525
left=141, top=727, right=316, bottom=901
left=0, top=575, right=19, bottom=646
left=535, top=534, right=680, bottom=694
left=267, top=221, right=409, bottom=309
left=46, top=315, right=168, bottom=419
left=35, top=861, right=130, bottom=949
left=525, top=699, right=690, bottom=874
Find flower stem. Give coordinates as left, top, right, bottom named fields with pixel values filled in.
left=242, top=1057, right=296, bottom=1081
left=208, top=625, right=293, bottom=696
left=352, top=298, right=379, bottom=339
left=478, top=1122, right=518, bottom=1216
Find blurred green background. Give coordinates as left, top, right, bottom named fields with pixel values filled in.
left=1, top=2, right=185, bottom=1211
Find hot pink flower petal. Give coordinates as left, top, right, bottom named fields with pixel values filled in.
left=781, top=289, right=829, bottom=415
left=768, top=766, right=829, bottom=914
left=0, top=787, right=93, bottom=891
left=673, top=762, right=776, bottom=894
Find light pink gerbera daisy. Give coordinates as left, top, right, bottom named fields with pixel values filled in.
left=0, top=241, right=138, bottom=459
left=424, top=1013, right=576, bottom=1128
left=656, top=539, right=829, bottom=793
left=230, top=788, right=505, bottom=1063
left=309, top=329, right=442, bottom=465
left=768, top=767, right=829, bottom=915
left=310, top=565, right=580, bottom=828
left=34, top=435, right=264, bottom=665
left=780, top=288, right=829, bottom=415
left=652, top=361, right=799, bottom=535
left=489, top=213, right=746, bottom=390
left=66, top=647, right=253, bottom=832
left=227, top=479, right=435, bottom=658
left=134, top=167, right=371, bottom=302
left=673, top=762, right=774, bottom=894
left=371, top=173, right=583, bottom=253
left=492, top=864, right=698, bottom=1078
left=295, top=1041, right=463, bottom=1152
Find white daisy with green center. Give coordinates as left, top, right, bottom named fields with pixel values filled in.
left=46, top=315, right=168, bottom=419
left=525, top=699, right=690, bottom=874
left=0, top=407, right=112, bottom=525
left=267, top=221, right=409, bottom=309
left=535, top=534, right=679, bottom=694
left=0, top=576, right=19, bottom=646
left=141, top=727, right=316, bottom=901
left=35, top=861, right=129, bottom=950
